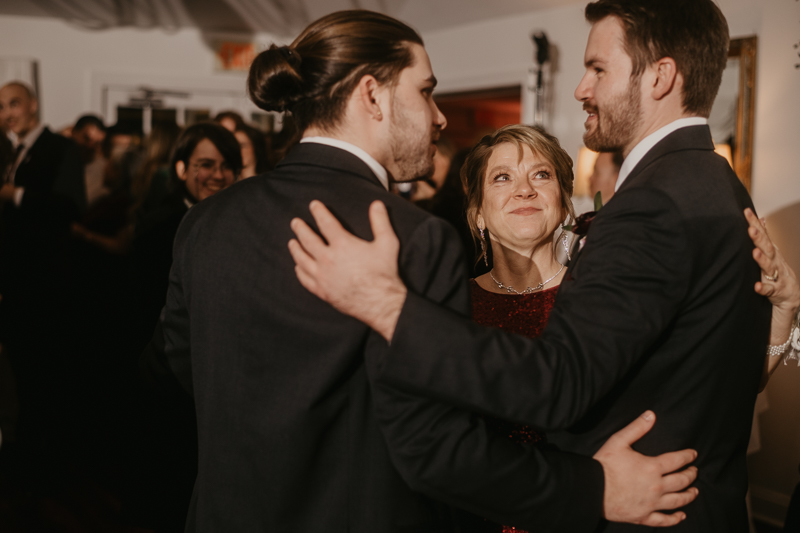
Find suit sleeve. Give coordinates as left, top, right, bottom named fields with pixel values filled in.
left=376, top=187, right=692, bottom=430
left=366, top=216, right=605, bottom=531
left=139, top=210, right=197, bottom=395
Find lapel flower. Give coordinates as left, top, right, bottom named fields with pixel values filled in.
left=563, top=191, right=604, bottom=237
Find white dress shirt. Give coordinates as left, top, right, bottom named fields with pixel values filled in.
left=7, top=122, right=46, bottom=206
left=615, top=117, right=708, bottom=192
left=300, top=136, right=389, bottom=190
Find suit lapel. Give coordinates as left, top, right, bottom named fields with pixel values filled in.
left=14, top=127, right=52, bottom=187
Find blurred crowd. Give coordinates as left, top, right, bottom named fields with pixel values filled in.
left=0, top=80, right=477, bottom=531
left=0, top=79, right=300, bottom=531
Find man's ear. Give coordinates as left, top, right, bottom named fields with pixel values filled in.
left=175, top=160, right=187, bottom=181
left=651, top=57, right=678, bottom=101
left=357, top=74, right=384, bottom=121
left=30, top=97, right=38, bottom=117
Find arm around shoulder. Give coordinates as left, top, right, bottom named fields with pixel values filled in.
left=377, top=187, right=691, bottom=430
left=367, top=215, right=605, bottom=530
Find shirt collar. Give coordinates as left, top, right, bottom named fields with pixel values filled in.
left=300, top=136, right=389, bottom=190
left=615, top=117, right=708, bottom=191
left=15, top=122, right=45, bottom=150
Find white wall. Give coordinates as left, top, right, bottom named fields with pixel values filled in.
left=423, top=3, right=589, bottom=169
left=0, top=15, right=284, bottom=130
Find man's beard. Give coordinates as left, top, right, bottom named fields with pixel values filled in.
left=583, top=76, right=642, bottom=152
left=389, top=102, right=436, bottom=183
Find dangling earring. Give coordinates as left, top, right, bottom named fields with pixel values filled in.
left=561, top=231, right=571, bottom=262
left=478, top=219, right=488, bottom=267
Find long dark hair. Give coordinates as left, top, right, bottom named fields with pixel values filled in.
left=247, top=10, right=423, bottom=133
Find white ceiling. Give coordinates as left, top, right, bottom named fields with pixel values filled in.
left=2, top=0, right=586, bottom=36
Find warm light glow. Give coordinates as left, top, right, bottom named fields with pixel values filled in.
left=714, top=143, right=733, bottom=169
left=574, top=147, right=599, bottom=197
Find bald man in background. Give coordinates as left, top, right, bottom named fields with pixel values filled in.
left=0, top=81, right=86, bottom=485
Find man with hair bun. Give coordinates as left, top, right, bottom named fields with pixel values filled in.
left=290, top=1, right=774, bottom=531
left=145, top=9, right=696, bottom=531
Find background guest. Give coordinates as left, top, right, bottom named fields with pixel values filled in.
left=70, top=114, right=108, bottom=206
left=412, top=136, right=457, bottom=202
left=0, top=81, right=86, bottom=489
left=124, top=122, right=241, bottom=532
left=213, top=110, right=246, bottom=133
left=233, top=122, right=270, bottom=178
left=131, top=121, right=182, bottom=222
left=416, top=147, right=477, bottom=275
left=588, top=149, right=622, bottom=205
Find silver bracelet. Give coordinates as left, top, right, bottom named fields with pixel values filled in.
left=767, top=310, right=800, bottom=357
left=767, top=335, right=792, bottom=357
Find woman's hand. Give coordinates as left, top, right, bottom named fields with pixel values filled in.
left=745, top=208, right=800, bottom=389
left=746, top=208, right=800, bottom=314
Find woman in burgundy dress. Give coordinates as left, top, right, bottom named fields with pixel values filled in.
left=458, top=124, right=800, bottom=532
left=462, top=125, right=573, bottom=366
left=460, top=125, right=572, bottom=532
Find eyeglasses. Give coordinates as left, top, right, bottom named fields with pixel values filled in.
left=191, top=159, right=234, bottom=178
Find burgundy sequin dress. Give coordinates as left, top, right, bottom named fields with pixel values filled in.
left=469, top=279, right=560, bottom=533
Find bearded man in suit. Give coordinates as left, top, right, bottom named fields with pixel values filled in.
left=145, top=9, right=697, bottom=532
left=289, top=1, right=771, bottom=531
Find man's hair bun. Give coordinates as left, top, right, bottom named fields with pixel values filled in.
left=247, top=45, right=305, bottom=112
left=246, top=11, right=423, bottom=133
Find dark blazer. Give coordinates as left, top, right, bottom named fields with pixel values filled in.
left=375, top=126, right=772, bottom=532
left=11, top=127, right=86, bottom=217
left=144, top=143, right=604, bottom=532
left=0, top=127, right=86, bottom=335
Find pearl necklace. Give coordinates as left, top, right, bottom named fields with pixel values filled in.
left=489, top=264, right=564, bottom=295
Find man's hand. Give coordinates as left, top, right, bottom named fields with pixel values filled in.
left=289, top=200, right=407, bottom=341
left=594, top=411, right=699, bottom=527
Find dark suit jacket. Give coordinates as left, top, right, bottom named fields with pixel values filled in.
left=0, top=127, right=86, bottom=338
left=375, top=126, right=771, bottom=532
left=144, top=143, right=604, bottom=532
left=12, top=127, right=86, bottom=215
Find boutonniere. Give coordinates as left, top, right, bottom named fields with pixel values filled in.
left=563, top=192, right=604, bottom=237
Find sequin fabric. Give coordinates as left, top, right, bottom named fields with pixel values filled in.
left=470, top=279, right=558, bottom=340
left=470, top=279, right=560, bottom=533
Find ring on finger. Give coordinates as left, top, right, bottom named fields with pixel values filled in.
left=764, top=269, right=779, bottom=282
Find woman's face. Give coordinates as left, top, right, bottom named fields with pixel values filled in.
left=235, top=130, right=255, bottom=172
left=479, top=142, right=564, bottom=251
left=177, top=138, right=236, bottom=202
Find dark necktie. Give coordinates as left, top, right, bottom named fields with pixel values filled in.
left=5, top=143, right=24, bottom=183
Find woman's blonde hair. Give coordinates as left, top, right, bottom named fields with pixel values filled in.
left=461, top=124, right=575, bottom=265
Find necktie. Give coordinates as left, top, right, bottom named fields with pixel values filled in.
left=5, top=143, right=24, bottom=184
